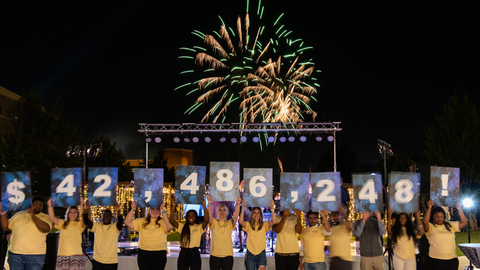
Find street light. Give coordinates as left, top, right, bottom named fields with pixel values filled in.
left=462, top=197, right=474, bottom=270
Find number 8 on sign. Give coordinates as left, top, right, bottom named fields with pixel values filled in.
left=389, top=172, right=420, bottom=213
left=210, top=162, right=239, bottom=202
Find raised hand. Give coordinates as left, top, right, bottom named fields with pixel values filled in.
left=131, top=201, right=137, bottom=210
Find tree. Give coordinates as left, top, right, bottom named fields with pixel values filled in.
left=372, top=155, right=416, bottom=174
left=424, top=93, right=480, bottom=185
left=149, top=150, right=176, bottom=184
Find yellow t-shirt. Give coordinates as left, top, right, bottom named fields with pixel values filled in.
left=301, top=226, right=327, bottom=263
left=132, top=218, right=168, bottom=251
left=275, top=214, right=300, bottom=253
left=210, top=219, right=235, bottom=257
left=177, top=223, right=206, bottom=248
left=91, top=222, right=121, bottom=264
left=328, top=222, right=352, bottom=261
left=425, top=221, right=460, bottom=260
left=393, top=227, right=420, bottom=259
left=8, top=211, right=52, bottom=255
left=55, top=220, right=85, bottom=256
left=243, top=221, right=270, bottom=255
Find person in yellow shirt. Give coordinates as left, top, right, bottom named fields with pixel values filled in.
left=239, top=199, right=276, bottom=270
left=386, top=209, right=424, bottom=270
left=272, top=208, right=302, bottom=270
left=47, top=198, right=86, bottom=270
left=208, top=195, right=241, bottom=270
left=328, top=205, right=353, bottom=270
left=83, top=203, right=123, bottom=270
left=170, top=196, right=209, bottom=270
left=423, top=200, right=467, bottom=270
left=0, top=195, right=52, bottom=270
left=299, top=210, right=331, bottom=270
left=124, top=200, right=173, bottom=270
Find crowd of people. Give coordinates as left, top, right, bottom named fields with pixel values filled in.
left=0, top=195, right=470, bottom=270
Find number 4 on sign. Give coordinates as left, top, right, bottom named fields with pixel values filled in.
left=180, top=173, right=200, bottom=195
left=359, top=180, right=378, bottom=203
left=56, top=175, right=76, bottom=197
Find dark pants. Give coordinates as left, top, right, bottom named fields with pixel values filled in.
left=329, top=257, right=352, bottom=270
left=178, top=248, right=201, bottom=270
left=137, top=249, right=167, bottom=270
left=274, top=253, right=299, bottom=270
left=92, top=259, right=118, bottom=270
left=428, top=257, right=459, bottom=270
left=210, top=255, right=234, bottom=270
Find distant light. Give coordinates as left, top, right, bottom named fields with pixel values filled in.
left=327, top=135, right=334, bottom=142
left=299, top=135, right=307, bottom=142
left=268, top=136, right=275, bottom=143
left=192, top=137, right=199, bottom=143
left=279, top=136, right=287, bottom=143
left=315, top=136, right=322, bottom=142
left=145, top=137, right=152, bottom=143
left=173, top=137, right=180, bottom=143
left=231, top=137, right=238, bottom=143
left=154, top=137, right=161, bottom=143
left=240, top=136, right=248, bottom=143
left=252, top=137, right=260, bottom=143
left=204, top=136, right=211, bottom=143
left=220, top=137, right=227, bottom=143
left=288, top=136, right=295, bottom=142
left=463, top=198, right=474, bottom=208
left=183, top=137, right=190, bottom=143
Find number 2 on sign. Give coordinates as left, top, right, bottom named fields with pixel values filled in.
left=92, top=174, right=112, bottom=197
left=316, top=179, right=336, bottom=202
left=358, top=180, right=378, bottom=203
left=180, top=173, right=200, bottom=194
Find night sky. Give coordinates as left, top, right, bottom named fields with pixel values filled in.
left=1, top=1, right=479, bottom=170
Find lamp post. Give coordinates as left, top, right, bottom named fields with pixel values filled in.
left=463, top=198, right=473, bottom=270
left=377, top=139, right=393, bottom=270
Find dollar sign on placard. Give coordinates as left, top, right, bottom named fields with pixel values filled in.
left=7, top=179, right=26, bottom=204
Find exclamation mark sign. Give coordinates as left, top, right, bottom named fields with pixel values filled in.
left=441, top=174, right=448, bottom=196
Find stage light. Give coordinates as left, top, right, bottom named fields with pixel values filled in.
left=267, top=136, right=275, bottom=143
left=204, top=136, right=211, bottom=143
left=173, top=137, right=180, bottom=143
left=327, top=135, right=334, bottom=142
left=463, top=198, right=474, bottom=208
left=231, top=137, right=238, bottom=143
left=66, top=147, right=72, bottom=158
left=315, top=136, right=322, bottom=142
left=154, top=137, right=162, bottom=143
left=220, top=136, right=227, bottom=143
left=192, top=136, right=199, bottom=143
left=145, top=136, right=152, bottom=143
left=299, top=135, right=307, bottom=142
left=279, top=136, right=287, bottom=143
left=183, top=137, right=190, bottom=143
left=240, top=135, right=247, bottom=143
left=288, top=136, right=295, bottom=142
left=252, top=137, right=260, bottom=143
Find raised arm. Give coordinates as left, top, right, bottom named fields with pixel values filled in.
left=268, top=200, right=277, bottom=227
left=80, top=197, right=85, bottom=227
left=0, top=203, right=9, bottom=231
left=457, top=202, right=468, bottom=230
left=387, top=208, right=393, bottom=236
left=207, top=195, right=214, bottom=226
left=201, top=197, right=209, bottom=230
left=321, top=210, right=331, bottom=233
left=339, top=204, right=353, bottom=231
left=161, top=203, right=174, bottom=232
left=169, top=200, right=179, bottom=229
left=414, top=210, right=424, bottom=236
left=124, top=201, right=136, bottom=230
left=231, top=196, right=241, bottom=225
left=294, top=209, right=303, bottom=234
left=83, top=202, right=93, bottom=230
left=115, top=204, right=123, bottom=231
left=47, top=198, right=60, bottom=226
left=273, top=209, right=290, bottom=233
left=423, top=200, right=433, bottom=232
left=238, top=200, right=247, bottom=227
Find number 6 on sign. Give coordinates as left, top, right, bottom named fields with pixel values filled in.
left=389, top=172, right=420, bottom=213
left=175, top=166, right=206, bottom=204
left=210, top=162, right=239, bottom=202
left=311, top=172, right=340, bottom=212
left=353, top=173, right=383, bottom=213
left=244, top=168, right=272, bottom=207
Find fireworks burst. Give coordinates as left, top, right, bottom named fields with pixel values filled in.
left=176, top=0, right=320, bottom=124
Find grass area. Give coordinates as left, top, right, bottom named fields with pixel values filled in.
left=455, top=230, right=480, bottom=256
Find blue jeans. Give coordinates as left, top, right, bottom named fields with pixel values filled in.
left=8, top=252, right=45, bottom=270
left=304, top=262, right=327, bottom=270
left=245, top=250, right=266, bottom=270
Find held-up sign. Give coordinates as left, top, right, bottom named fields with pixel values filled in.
left=209, top=162, right=240, bottom=202
left=175, top=165, right=206, bottom=204
left=430, top=166, right=460, bottom=207
left=134, top=168, right=163, bottom=208
left=279, top=173, right=310, bottom=212
left=87, top=167, right=118, bottom=206
left=389, top=172, right=420, bottom=213
left=353, top=173, right=384, bottom=213
left=243, top=168, right=272, bottom=207
left=1, top=171, right=32, bottom=211
left=51, top=168, right=82, bottom=207
left=311, top=172, right=341, bottom=212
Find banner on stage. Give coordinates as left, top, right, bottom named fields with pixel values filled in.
left=279, top=173, right=310, bottom=212
left=243, top=168, right=272, bottom=207
left=389, top=172, right=420, bottom=212
left=88, top=167, right=118, bottom=206
left=209, top=162, right=239, bottom=202
left=176, top=165, right=206, bottom=204
left=134, top=168, right=163, bottom=207
left=353, top=173, right=384, bottom=213
left=1, top=171, right=31, bottom=211
left=430, top=166, right=460, bottom=207
left=311, top=172, right=341, bottom=212
left=51, top=168, right=82, bottom=207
